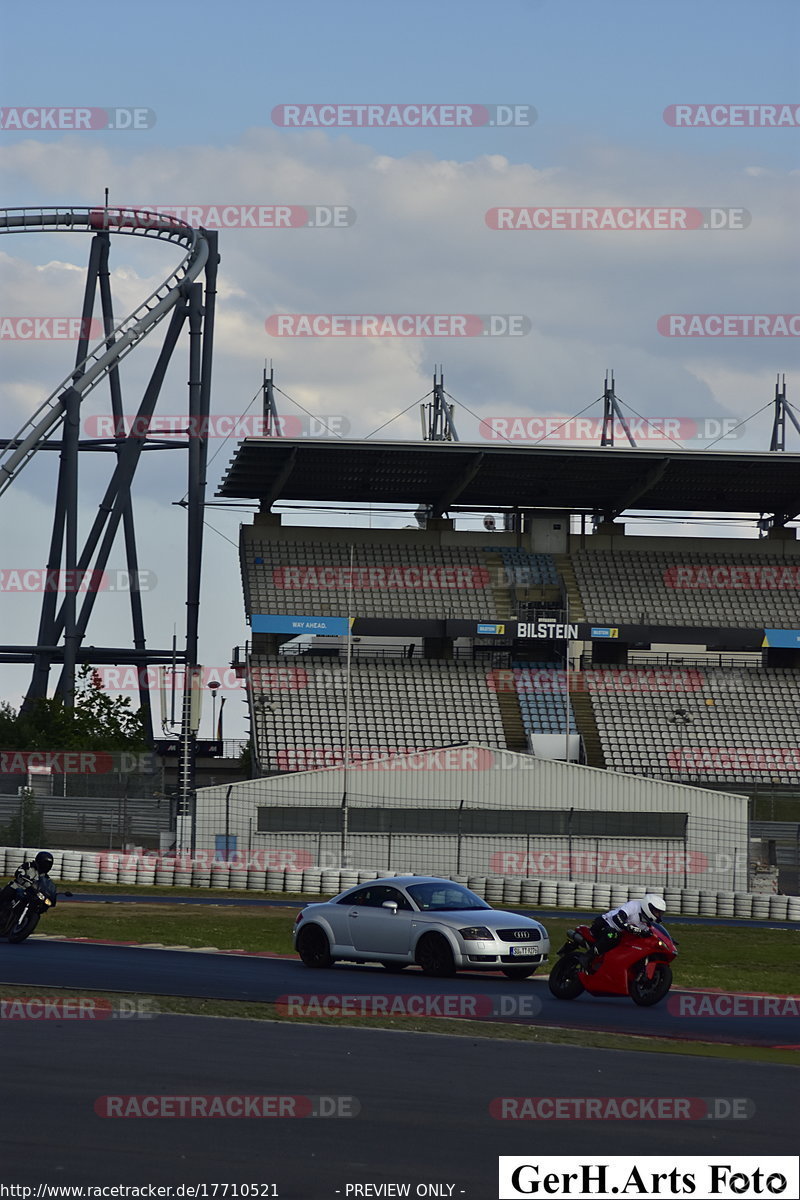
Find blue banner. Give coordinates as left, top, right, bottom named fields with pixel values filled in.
left=762, top=628, right=800, bottom=648
left=251, top=614, right=352, bottom=635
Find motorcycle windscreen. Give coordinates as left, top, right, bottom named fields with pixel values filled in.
left=37, top=876, right=57, bottom=901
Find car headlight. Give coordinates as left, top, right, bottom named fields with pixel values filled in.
left=458, top=926, right=495, bottom=941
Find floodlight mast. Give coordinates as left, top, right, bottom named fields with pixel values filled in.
left=263, top=362, right=281, bottom=437
left=421, top=366, right=459, bottom=442
left=769, top=374, right=800, bottom=452
left=600, top=370, right=636, bottom=447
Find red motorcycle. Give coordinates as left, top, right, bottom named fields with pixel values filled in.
left=548, top=921, right=678, bottom=1007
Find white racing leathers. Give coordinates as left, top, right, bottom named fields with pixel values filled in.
left=601, top=899, right=652, bottom=934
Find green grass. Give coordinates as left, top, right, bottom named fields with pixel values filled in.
left=42, top=895, right=800, bottom=995
left=45, top=897, right=298, bottom=954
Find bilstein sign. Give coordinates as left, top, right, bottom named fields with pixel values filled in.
left=516, top=622, right=579, bottom=639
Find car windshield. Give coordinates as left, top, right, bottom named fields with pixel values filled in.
left=406, top=882, right=490, bottom=912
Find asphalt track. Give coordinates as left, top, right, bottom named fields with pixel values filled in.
left=0, top=1017, right=798, bottom=1193
left=1, top=938, right=798, bottom=1046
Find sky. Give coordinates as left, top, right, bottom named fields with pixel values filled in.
left=1, top=0, right=799, bottom=739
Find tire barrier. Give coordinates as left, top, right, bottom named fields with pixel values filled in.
left=1, top=847, right=796, bottom=920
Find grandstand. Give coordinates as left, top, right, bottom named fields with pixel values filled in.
left=236, top=521, right=800, bottom=794
left=250, top=655, right=507, bottom=773
left=241, top=527, right=503, bottom=622
left=584, top=664, right=800, bottom=785
left=574, top=546, right=800, bottom=628
left=215, top=439, right=800, bottom=889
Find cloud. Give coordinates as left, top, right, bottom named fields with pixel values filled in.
left=1, top=127, right=798, bottom=733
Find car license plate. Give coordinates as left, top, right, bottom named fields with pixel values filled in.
left=509, top=943, right=533, bottom=956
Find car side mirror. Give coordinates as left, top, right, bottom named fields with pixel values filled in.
left=381, top=901, right=398, bottom=913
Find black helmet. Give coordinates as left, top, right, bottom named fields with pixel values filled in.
left=33, top=851, right=54, bottom=875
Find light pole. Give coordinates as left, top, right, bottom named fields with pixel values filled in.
left=208, top=680, right=221, bottom=742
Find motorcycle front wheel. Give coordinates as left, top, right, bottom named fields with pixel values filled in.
left=628, top=962, right=672, bottom=1007
left=547, top=955, right=585, bottom=1000
left=8, top=909, right=40, bottom=943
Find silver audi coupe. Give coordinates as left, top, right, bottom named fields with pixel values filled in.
left=293, top=876, right=549, bottom=979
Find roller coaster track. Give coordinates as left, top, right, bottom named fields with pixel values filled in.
left=0, top=206, right=210, bottom=496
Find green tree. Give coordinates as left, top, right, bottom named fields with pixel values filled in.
left=0, top=666, right=147, bottom=751
left=1, top=787, right=46, bottom=847
left=238, top=737, right=254, bottom=779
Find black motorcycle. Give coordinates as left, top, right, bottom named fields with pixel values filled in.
left=0, top=874, right=59, bottom=943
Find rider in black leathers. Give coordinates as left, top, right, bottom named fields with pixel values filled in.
left=0, top=851, right=57, bottom=918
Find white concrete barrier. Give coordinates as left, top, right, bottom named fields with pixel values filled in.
left=2, top=847, right=797, bottom=921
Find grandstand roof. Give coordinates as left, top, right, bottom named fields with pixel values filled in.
left=217, top=440, right=800, bottom=519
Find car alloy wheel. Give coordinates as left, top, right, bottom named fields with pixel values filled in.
left=415, top=933, right=455, bottom=978
left=296, top=924, right=334, bottom=969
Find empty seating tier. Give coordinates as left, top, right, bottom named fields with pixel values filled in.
left=586, top=664, right=800, bottom=784
left=573, top=549, right=800, bottom=628
left=241, top=533, right=508, bottom=622
left=250, top=656, right=508, bottom=772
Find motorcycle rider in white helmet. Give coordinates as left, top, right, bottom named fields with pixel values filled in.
left=580, top=892, right=666, bottom=971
